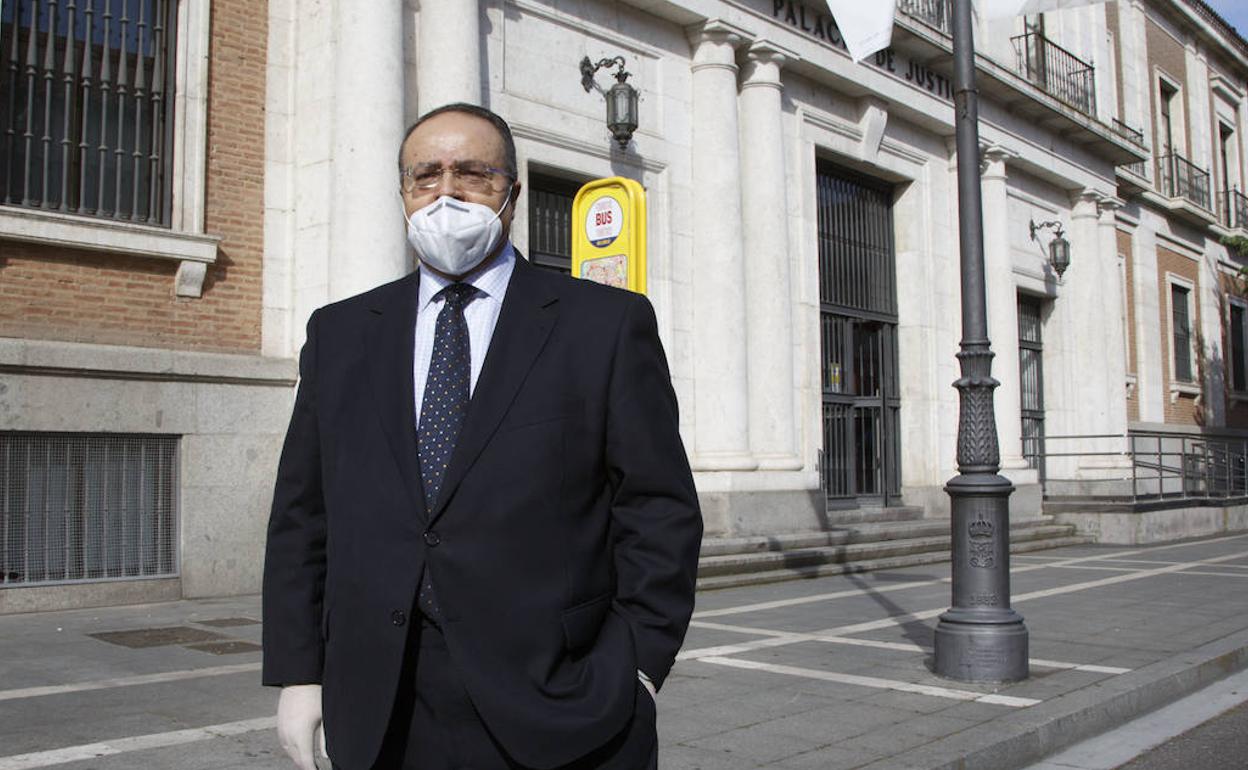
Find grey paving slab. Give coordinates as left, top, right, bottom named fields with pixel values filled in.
left=1, top=536, right=1247, bottom=769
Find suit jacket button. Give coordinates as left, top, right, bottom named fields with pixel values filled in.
left=391, top=610, right=406, bottom=626
left=423, top=531, right=440, bottom=547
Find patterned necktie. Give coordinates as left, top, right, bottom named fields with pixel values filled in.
left=416, top=282, right=477, bottom=621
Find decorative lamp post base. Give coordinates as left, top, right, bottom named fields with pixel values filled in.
left=933, top=473, right=1029, bottom=683
left=934, top=609, right=1029, bottom=683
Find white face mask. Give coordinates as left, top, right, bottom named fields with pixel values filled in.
left=404, top=189, right=512, bottom=277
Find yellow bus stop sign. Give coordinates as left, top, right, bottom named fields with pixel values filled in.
left=571, top=177, right=646, bottom=295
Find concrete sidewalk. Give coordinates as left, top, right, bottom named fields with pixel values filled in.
left=1, top=533, right=1247, bottom=769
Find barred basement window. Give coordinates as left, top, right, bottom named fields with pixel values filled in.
left=1, top=433, right=178, bottom=587
left=1, top=0, right=177, bottom=224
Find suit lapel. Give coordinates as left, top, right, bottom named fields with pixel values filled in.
left=363, top=272, right=429, bottom=525
left=429, top=256, right=558, bottom=524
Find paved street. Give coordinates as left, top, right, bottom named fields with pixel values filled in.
left=2, top=533, right=1248, bottom=769
left=1117, top=699, right=1248, bottom=770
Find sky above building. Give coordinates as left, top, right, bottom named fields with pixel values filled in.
left=1204, top=0, right=1248, bottom=38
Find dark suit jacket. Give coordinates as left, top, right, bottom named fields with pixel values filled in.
left=262, top=254, right=702, bottom=770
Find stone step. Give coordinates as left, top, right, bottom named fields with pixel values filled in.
left=818, top=505, right=927, bottom=524
left=700, top=517, right=1065, bottom=557
left=696, top=534, right=1093, bottom=591
left=698, top=522, right=1077, bottom=577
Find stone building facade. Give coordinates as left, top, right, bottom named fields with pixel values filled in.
left=1, top=0, right=1246, bottom=612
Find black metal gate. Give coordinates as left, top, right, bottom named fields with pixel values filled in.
left=1018, top=295, right=1045, bottom=476
left=817, top=161, right=900, bottom=507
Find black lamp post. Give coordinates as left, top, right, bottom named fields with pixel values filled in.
left=581, top=56, right=639, bottom=149
left=932, top=0, right=1030, bottom=684
left=1030, top=219, right=1072, bottom=277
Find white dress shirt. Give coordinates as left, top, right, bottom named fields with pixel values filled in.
left=413, top=243, right=517, bottom=427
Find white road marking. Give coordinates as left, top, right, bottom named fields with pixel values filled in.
left=693, top=578, right=949, bottom=619
left=1172, top=570, right=1248, bottom=578
left=693, top=533, right=1248, bottom=620
left=0, top=716, right=275, bottom=770
left=697, top=655, right=1041, bottom=707
left=681, top=549, right=1248, bottom=661
left=1010, top=550, right=1248, bottom=603
left=0, top=663, right=261, bottom=703
left=688, top=621, right=1130, bottom=673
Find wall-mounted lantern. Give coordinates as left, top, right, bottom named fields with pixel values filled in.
left=1030, top=219, right=1071, bottom=277
left=580, top=55, right=639, bottom=150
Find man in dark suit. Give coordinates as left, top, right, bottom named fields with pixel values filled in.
left=262, top=103, right=702, bottom=770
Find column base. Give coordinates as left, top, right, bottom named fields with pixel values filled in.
left=691, top=451, right=759, bottom=472
left=933, top=608, right=1029, bottom=683
left=753, top=453, right=804, bottom=471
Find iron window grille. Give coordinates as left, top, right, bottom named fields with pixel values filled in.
left=1018, top=296, right=1045, bottom=474
left=1, top=0, right=177, bottom=224
left=527, top=172, right=582, bottom=274
left=1, top=432, right=179, bottom=587
left=816, top=161, right=901, bottom=506
left=1171, top=284, right=1193, bottom=384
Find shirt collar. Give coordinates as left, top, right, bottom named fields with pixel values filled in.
left=418, top=242, right=517, bottom=312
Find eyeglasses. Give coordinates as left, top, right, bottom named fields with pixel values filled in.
left=400, top=161, right=513, bottom=194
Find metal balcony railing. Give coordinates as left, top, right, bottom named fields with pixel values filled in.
left=1112, top=119, right=1148, bottom=177
left=1157, top=153, right=1212, bottom=210
left=1218, top=188, right=1248, bottom=231
left=897, top=0, right=951, bottom=35
left=1011, top=32, right=1097, bottom=116
left=1024, top=431, right=1248, bottom=505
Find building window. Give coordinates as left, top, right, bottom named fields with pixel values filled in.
left=817, top=161, right=900, bottom=507
left=1230, top=300, right=1248, bottom=393
left=1158, top=79, right=1177, bottom=156
left=0, top=0, right=178, bottom=225
left=527, top=172, right=583, bottom=274
left=1171, top=283, right=1193, bottom=383
left=1018, top=295, right=1045, bottom=472
left=1, top=432, right=178, bottom=587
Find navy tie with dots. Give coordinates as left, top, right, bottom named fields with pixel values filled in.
left=416, top=282, right=477, bottom=622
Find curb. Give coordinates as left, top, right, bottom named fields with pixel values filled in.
left=860, top=627, right=1248, bottom=770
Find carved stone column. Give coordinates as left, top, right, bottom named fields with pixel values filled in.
left=330, top=0, right=407, bottom=300
left=980, top=147, right=1027, bottom=472
left=417, top=0, right=482, bottom=111
left=1097, top=197, right=1131, bottom=440
left=687, top=20, right=756, bottom=471
left=740, top=40, right=800, bottom=470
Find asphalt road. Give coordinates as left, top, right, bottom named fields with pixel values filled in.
left=1116, top=700, right=1248, bottom=770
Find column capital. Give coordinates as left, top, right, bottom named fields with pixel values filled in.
left=979, top=144, right=1014, bottom=180
left=741, top=39, right=797, bottom=88
left=687, top=18, right=752, bottom=50
left=1097, top=195, right=1125, bottom=222
left=1070, top=187, right=1103, bottom=218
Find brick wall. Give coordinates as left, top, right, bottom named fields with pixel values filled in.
left=1157, top=245, right=1201, bottom=424
left=1146, top=17, right=1190, bottom=158
left=1121, top=229, right=1139, bottom=422
left=0, top=0, right=268, bottom=355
